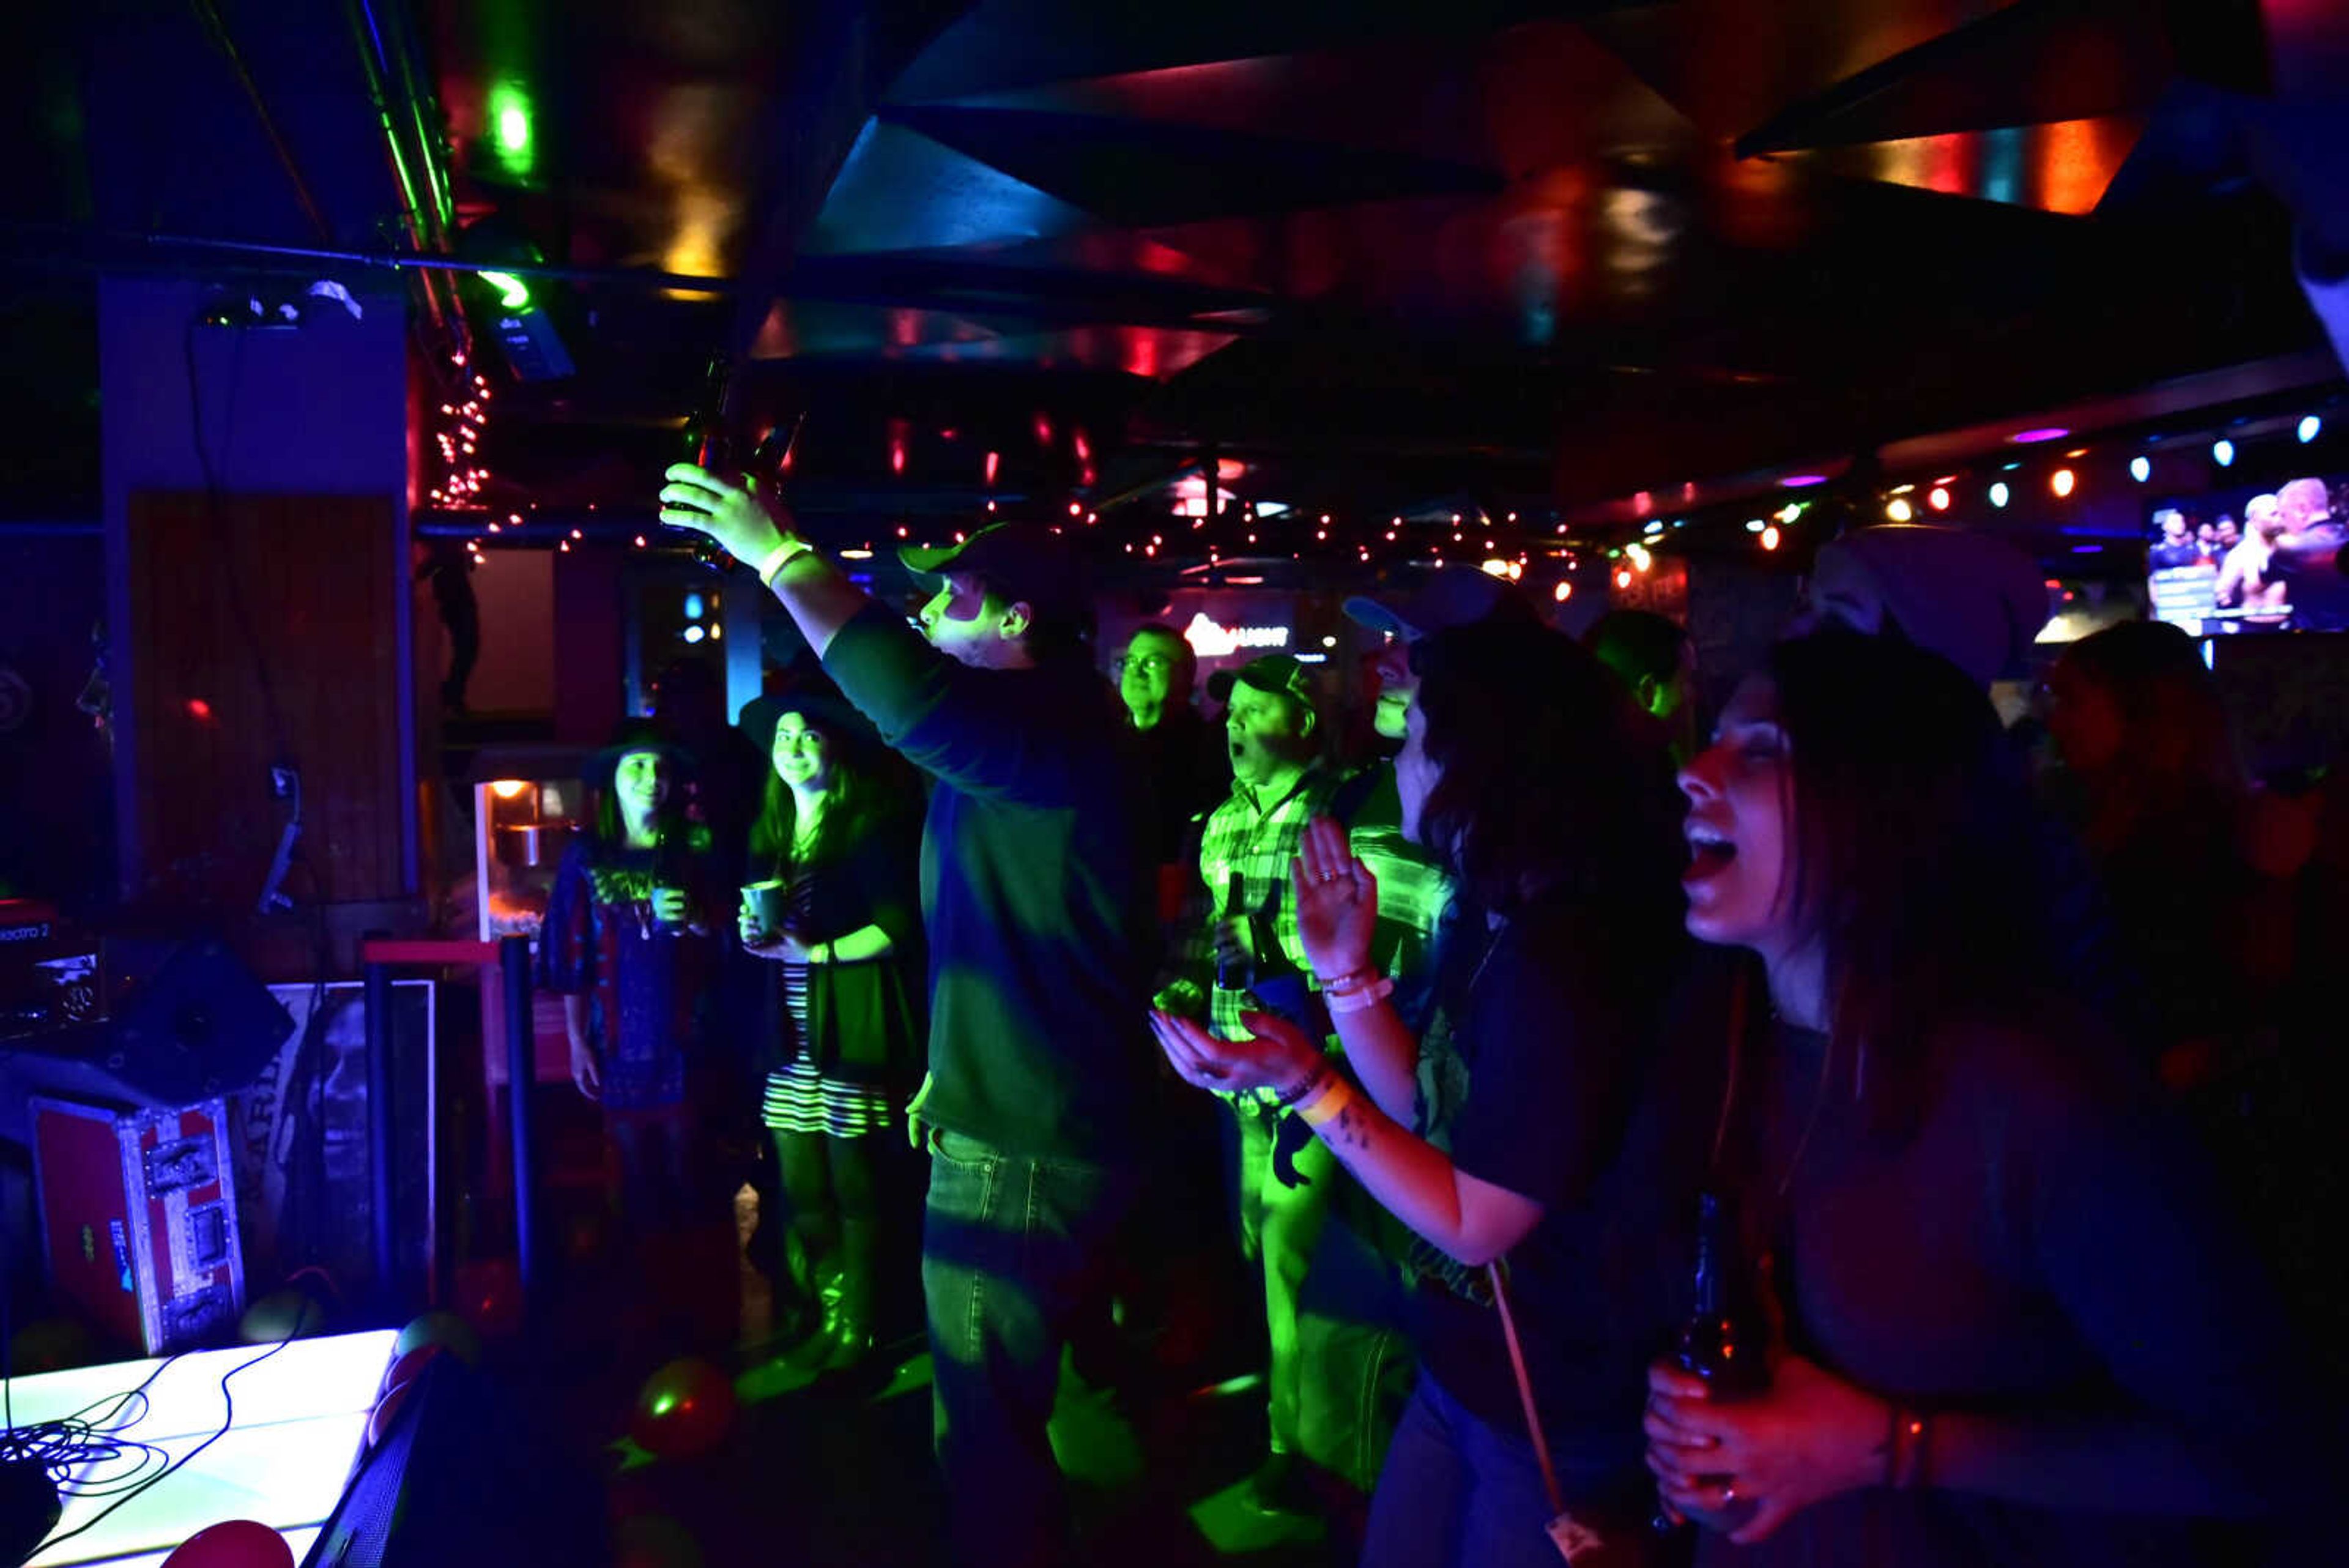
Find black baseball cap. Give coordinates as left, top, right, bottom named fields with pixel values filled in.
left=899, top=522, right=1088, bottom=623
left=1231, top=653, right=1318, bottom=710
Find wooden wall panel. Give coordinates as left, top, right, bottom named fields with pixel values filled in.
left=126, top=492, right=404, bottom=911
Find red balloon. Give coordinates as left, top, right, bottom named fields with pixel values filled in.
left=378, top=1342, right=446, bottom=1398
left=628, top=1358, right=737, bottom=1459
left=163, top=1519, right=294, bottom=1568
left=367, top=1376, right=418, bottom=1448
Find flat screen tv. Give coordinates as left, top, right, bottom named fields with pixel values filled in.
left=2145, top=472, right=2349, bottom=634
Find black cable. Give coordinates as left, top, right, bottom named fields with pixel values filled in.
left=183, top=314, right=294, bottom=770
left=24, top=1330, right=298, bottom=1557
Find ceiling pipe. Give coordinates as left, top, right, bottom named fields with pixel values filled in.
left=344, top=0, right=453, bottom=333
left=187, top=0, right=335, bottom=243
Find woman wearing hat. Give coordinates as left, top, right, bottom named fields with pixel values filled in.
left=539, top=720, right=735, bottom=1351
left=740, top=683, right=927, bottom=1370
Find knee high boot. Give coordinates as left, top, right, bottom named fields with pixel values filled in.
left=816, top=1215, right=879, bottom=1372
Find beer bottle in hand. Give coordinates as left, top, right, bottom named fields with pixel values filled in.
left=1210, top=870, right=1250, bottom=995
left=1242, top=882, right=1317, bottom=1033
left=683, top=354, right=735, bottom=473
left=676, top=355, right=735, bottom=570
left=1669, top=1189, right=1767, bottom=1533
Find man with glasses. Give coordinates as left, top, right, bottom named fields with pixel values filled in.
left=1119, top=623, right=1228, bottom=879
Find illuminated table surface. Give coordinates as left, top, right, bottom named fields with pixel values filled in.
left=15, top=1330, right=398, bottom=1567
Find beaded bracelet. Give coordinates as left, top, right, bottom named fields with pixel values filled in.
left=1271, top=1061, right=1332, bottom=1112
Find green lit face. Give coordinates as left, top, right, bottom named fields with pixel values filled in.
left=1225, top=683, right=1313, bottom=789
left=771, top=715, right=834, bottom=792
left=1120, top=630, right=1188, bottom=727
left=1372, top=637, right=1416, bottom=741
left=613, top=750, right=670, bottom=817
left=1395, top=697, right=1436, bottom=842
left=917, top=573, right=1025, bottom=667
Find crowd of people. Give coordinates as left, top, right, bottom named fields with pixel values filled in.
left=526, top=456, right=2345, bottom=1568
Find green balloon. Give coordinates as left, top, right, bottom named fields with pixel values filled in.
left=393, top=1309, right=483, bottom=1365
left=239, top=1288, right=329, bottom=1344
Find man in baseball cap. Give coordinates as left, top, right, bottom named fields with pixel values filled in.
left=899, top=521, right=1094, bottom=652
left=657, top=467, right=1151, bottom=1566
left=1345, top=569, right=1538, bottom=743
left=1155, top=649, right=1347, bottom=1512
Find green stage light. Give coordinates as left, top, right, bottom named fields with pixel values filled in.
left=487, top=82, right=534, bottom=174
left=478, top=270, right=532, bottom=311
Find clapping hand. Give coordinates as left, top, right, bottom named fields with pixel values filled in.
left=1290, top=816, right=1377, bottom=981
left=658, top=464, right=792, bottom=566
left=1148, top=1008, right=1321, bottom=1099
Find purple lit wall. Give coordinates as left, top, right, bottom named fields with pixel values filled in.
left=98, top=277, right=416, bottom=902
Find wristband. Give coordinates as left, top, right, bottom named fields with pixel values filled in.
left=755, top=538, right=814, bottom=587
left=1298, top=1077, right=1357, bottom=1128
left=1271, top=1062, right=1331, bottom=1112
left=1324, top=976, right=1394, bottom=1014
left=1316, top=965, right=1378, bottom=994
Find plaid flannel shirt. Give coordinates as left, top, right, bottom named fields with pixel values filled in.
left=1173, top=765, right=1341, bottom=1101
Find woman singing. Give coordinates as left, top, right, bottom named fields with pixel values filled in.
left=1644, top=627, right=2325, bottom=1566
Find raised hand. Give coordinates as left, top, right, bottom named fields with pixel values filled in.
left=658, top=463, right=792, bottom=565
left=1291, top=815, right=1378, bottom=982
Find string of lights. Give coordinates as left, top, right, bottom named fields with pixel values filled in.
left=426, top=394, right=2337, bottom=576
left=425, top=351, right=492, bottom=519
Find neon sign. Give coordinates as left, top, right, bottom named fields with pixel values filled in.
left=1182, top=612, right=1290, bottom=658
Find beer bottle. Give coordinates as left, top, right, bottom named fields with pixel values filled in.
left=1667, top=1190, right=1766, bottom=1533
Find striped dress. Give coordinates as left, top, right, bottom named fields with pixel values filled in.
left=752, top=825, right=924, bottom=1139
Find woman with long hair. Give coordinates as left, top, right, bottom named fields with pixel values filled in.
left=539, top=721, right=734, bottom=1351
left=1151, top=617, right=1689, bottom=1568
left=1643, top=626, right=2323, bottom=1565
left=740, top=683, right=926, bottom=1370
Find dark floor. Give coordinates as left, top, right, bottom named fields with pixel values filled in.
left=473, top=1131, right=1357, bottom=1568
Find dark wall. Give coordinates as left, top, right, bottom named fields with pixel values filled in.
left=0, top=527, right=113, bottom=912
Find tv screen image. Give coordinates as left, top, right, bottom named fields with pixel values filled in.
left=2145, top=474, right=2348, bottom=634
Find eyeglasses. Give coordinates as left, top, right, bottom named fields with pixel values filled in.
left=1119, top=654, right=1174, bottom=675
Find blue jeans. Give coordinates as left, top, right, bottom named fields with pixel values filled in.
left=1364, top=1374, right=1646, bottom=1568
left=921, top=1129, right=1137, bottom=1568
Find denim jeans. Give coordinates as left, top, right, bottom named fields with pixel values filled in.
left=921, top=1129, right=1137, bottom=1568
left=1364, top=1374, right=1649, bottom=1568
